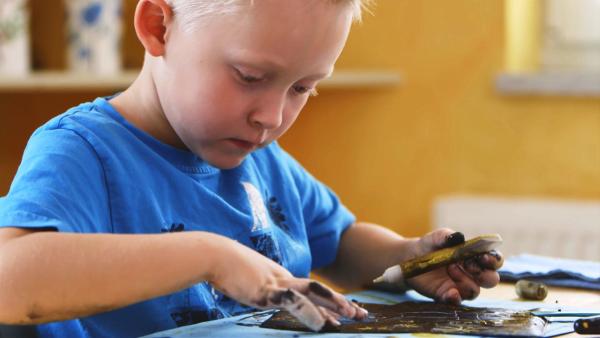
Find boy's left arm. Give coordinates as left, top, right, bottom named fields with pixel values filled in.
left=316, top=222, right=503, bottom=304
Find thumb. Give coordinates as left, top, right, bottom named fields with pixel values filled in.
left=421, top=229, right=465, bottom=252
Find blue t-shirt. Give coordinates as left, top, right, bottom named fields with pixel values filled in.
left=0, top=97, right=355, bottom=338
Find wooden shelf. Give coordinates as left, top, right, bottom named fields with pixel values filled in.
left=0, top=70, right=401, bottom=91
left=0, top=71, right=138, bottom=91
left=496, top=72, right=600, bottom=97
left=319, top=71, right=402, bottom=88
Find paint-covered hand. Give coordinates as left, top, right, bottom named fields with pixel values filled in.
left=407, top=229, right=504, bottom=305
left=209, top=238, right=368, bottom=331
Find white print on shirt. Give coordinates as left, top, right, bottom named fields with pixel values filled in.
left=241, top=181, right=270, bottom=232
left=210, top=286, right=219, bottom=300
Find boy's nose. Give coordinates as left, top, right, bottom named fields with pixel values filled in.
left=248, top=93, right=285, bottom=130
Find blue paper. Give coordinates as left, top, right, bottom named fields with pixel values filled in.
left=499, top=254, right=600, bottom=290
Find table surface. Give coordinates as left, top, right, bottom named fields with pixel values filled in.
left=480, top=283, right=600, bottom=337
left=142, top=283, right=600, bottom=338
left=481, top=282, right=600, bottom=308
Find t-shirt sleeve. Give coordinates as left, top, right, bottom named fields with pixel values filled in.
left=275, top=145, right=355, bottom=270
left=0, top=127, right=111, bottom=233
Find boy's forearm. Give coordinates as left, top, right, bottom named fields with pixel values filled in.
left=0, top=230, right=228, bottom=324
left=317, top=222, right=417, bottom=290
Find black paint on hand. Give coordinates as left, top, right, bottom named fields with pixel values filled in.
left=309, top=282, right=334, bottom=299
left=444, top=232, right=465, bottom=248
left=270, top=289, right=297, bottom=305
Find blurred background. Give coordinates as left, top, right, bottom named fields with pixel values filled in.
left=0, top=0, right=599, bottom=260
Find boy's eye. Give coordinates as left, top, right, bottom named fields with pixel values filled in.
left=293, top=85, right=318, bottom=96
left=241, top=74, right=261, bottom=83
left=235, top=68, right=263, bottom=84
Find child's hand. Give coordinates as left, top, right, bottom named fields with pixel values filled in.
left=406, top=229, right=504, bottom=305
left=209, top=237, right=368, bottom=331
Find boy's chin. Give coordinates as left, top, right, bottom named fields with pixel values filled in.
left=204, top=155, right=247, bottom=170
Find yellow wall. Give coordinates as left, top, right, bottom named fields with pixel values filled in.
left=279, top=0, right=600, bottom=237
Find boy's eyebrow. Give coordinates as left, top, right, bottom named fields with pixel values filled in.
left=309, top=67, right=335, bottom=80
left=228, top=50, right=287, bottom=72
left=236, top=58, right=286, bottom=72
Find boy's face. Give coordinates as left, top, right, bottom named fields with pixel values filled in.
left=153, top=0, right=353, bottom=169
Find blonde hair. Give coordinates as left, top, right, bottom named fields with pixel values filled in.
left=165, top=0, right=372, bottom=32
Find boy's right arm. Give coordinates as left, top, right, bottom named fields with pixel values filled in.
left=0, top=227, right=365, bottom=331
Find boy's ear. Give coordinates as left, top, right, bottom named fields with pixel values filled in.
left=134, top=0, right=174, bottom=57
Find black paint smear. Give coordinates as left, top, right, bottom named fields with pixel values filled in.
left=170, top=307, right=224, bottom=327
left=308, top=281, right=334, bottom=299
left=444, top=231, right=465, bottom=248
left=269, top=289, right=296, bottom=305
left=261, top=301, right=548, bottom=337
left=267, top=196, right=290, bottom=232
left=250, top=233, right=283, bottom=265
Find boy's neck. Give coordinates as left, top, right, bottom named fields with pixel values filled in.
left=109, top=61, right=187, bottom=150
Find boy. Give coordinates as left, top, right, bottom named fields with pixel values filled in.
left=0, top=0, right=503, bottom=337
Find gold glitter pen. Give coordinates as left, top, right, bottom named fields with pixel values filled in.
left=373, top=234, right=503, bottom=284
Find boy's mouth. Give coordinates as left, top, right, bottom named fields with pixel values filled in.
left=228, top=138, right=258, bottom=151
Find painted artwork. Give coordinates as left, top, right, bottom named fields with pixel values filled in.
left=65, top=0, right=122, bottom=74
left=0, top=0, right=29, bottom=75
left=261, top=301, right=548, bottom=337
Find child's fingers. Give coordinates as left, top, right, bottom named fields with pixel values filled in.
left=321, top=306, right=342, bottom=321
left=306, top=281, right=368, bottom=319
left=287, top=280, right=365, bottom=320
left=462, top=255, right=501, bottom=288
left=258, top=279, right=369, bottom=332
left=433, top=273, right=462, bottom=305
left=463, top=251, right=503, bottom=272
left=419, top=228, right=455, bottom=252
left=475, top=269, right=500, bottom=288
left=480, top=250, right=504, bottom=270
left=349, top=299, right=369, bottom=319
left=447, top=263, right=480, bottom=301
left=462, top=256, right=484, bottom=276
left=263, top=288, right=326, bottom=331
left=317, top=305, right=342, bottom=326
